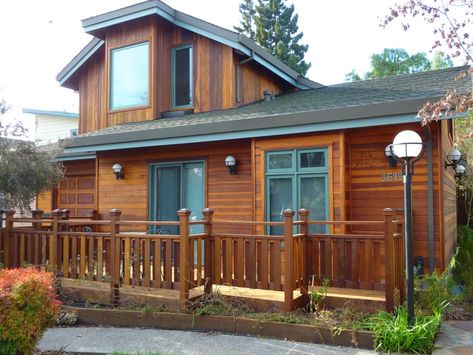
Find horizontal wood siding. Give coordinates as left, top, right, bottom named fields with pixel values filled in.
left=440, top=120, right=457, bottom=269
left=78, top=17, right=289, bottom=133
left=96, top=140, right=253, bottom=233
left=254, top=132, right=343, bottom=234
left=347, top=123, right=442, bottom=271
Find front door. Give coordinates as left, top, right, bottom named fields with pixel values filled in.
left=150, top=161, right=205, bottom=234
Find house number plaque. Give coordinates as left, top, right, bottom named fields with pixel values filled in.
left=380, top=172, right=403, bottom=182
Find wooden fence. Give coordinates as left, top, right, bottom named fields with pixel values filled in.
left=0, top=207, right=405, bottom=311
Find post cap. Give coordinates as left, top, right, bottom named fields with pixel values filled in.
left=177, top=208, right=192, bottom=216
left=202, top=208, right=214, bottom=216
left=31, top=209, right=44, bottom=216
left=51, top=209, right=62, bottom=217
left=5, top=209, right=15, bottom=216
left=282, top=209, right=295, bottom=217
left=382, top=208, right=394, bottom=215
left=298, top=208, right=310, bottom=217
left=109, top=209, right=122, bottom=216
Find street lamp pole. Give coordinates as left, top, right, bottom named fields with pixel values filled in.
left=403, top=157, right=415, bottom=321
left=390, top=130, right=424, bottom=325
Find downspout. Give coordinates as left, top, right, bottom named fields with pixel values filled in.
left=235, top=50, right=255, bottom=106
left=423, top=125, right=436, bottom=273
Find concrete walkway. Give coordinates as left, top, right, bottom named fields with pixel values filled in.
left=38, top=326, right=376, bottom=355
left=434, top=321, right=473, bottom=354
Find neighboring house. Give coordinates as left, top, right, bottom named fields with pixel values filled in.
left=22, top=108, right=79, bottom=212
left=51, top=0, right=471, bottom=277
left=22, top=108, right=79, bottom=146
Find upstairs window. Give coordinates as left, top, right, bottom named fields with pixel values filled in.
left=110, top=41, right=149, bottom=110
left=172, top=45, right=193, bottom=108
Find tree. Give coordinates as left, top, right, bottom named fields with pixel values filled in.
left=346, top=48, right=433, bottom=81
left=381, top=0, right=472, bottom=125
left=455, top=112, right=473, bottom=226
left=234, top=0, right=256, bottom=40
left=431, top=51, right=454, bottom=69
left=234, top=0, right=311, bottom=76
left=0, top=100, right=63, bottom=213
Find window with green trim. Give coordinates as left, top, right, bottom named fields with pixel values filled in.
left=265, top=148, right=329, bottom=234
left=172, top=45, right=193, bottom=108
left=110, top=41, right=149, bottom=110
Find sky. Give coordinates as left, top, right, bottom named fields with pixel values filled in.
left=0, top=0, right=462, bottom=136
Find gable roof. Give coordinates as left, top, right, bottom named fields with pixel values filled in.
left=57, top=0, right=322, bottom=90
left=61, top=66, right=471, bottom=155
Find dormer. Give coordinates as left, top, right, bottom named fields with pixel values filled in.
left=57, top=0, right=322, bottom=134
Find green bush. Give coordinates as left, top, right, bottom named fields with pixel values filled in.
left=415, top=262, right=456, bottom=315
left=0, top=268, right=61, bottom=354
left=364, top=305, right=444, bottom=354
left=453, top=225, right=473, bottom=300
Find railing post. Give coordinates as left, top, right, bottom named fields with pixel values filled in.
left=383, top=208, right=395, bottom=312
left=50, top=209, right=62, bottom=271
left=298, top=208, right=309, bottom=295
left=4, top=210, right=15, bottom=268
left=31, top=209, right=44, bottom=268
left=178, top=209, right=191, bottom=309
left=283, top=209, right=295, bottom=312
left=202, top=208, right=214, bottom=294
left=109, top=209, right=121, bottom=307
left=61, top=209, right=70, bottom=231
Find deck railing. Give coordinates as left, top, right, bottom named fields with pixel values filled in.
left=0, top=207, right=405, bottom=311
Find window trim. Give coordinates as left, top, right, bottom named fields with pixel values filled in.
left=109, top=40, right=151, bottom=111
left=265, top=148, right=329, bottom=234
left=172, top=44, right=194, bottom=109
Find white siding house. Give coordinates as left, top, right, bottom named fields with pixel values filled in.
left=22, top=109, right=79, bottom=146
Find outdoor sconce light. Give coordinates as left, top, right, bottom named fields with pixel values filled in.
left=390, top=129, right=424, bottom=325
left=384, top=144, right=397, bottom=167
left=224, top=155, right=237, bottom=175
left=455, top=159, right=467, bottom=178
left=445, top=147, right=462, bottom=169
left=112, top=163, right=124, bottom=180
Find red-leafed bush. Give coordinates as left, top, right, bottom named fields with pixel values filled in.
left=0, top=268, right=61, bottom=354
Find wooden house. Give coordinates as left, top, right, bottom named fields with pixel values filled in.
left=27, top=0, right=471, bottom=310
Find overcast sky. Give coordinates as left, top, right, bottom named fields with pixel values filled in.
left=0, top=0, right=463, bottom=134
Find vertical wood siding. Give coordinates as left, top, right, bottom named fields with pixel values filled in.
left=440, top=120, right=457, bottom=269
left=77, top=17, right=289, bottom=134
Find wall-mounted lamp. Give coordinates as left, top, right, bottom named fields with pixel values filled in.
left=445, top=148, right=462, bottom=169
left=112, top=163, right=124, bottom=180
left=445, top=148, right=468, bottom=178
left=455, top=160, right=467, bottom=177
left=224, top=155, right=237, bottom=175
left=384, top=144, right=397, bottom=167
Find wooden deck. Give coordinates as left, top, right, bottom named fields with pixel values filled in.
left=60, top=278, right=385, bottom=313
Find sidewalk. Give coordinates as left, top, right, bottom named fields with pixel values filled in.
left=434, top=321, right=473, bottom=354
left=38, top=326, right=376, bottom=355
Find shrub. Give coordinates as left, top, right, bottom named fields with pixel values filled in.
left=415, top=260, right=456, bottom=315
left=0, top=268, right=61, bottom=354
left=363, top=305, right=444, bottom=354
left=453, top=225, right=473, bottom=300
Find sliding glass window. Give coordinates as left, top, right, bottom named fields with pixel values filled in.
left=172, top=45, right=193, bottom=108
left=110, top=41, right=149, bottom=110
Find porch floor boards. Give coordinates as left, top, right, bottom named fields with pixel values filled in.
left=60, top=278, right=385, bottom=313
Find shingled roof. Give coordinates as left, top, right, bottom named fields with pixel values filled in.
left=62, top=66, right=471, bottom=154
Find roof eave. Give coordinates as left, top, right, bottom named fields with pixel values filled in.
left=71, top=0, right=317, bottom=90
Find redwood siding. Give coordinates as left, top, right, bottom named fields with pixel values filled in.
left=77, top=17, right=289, bottom=134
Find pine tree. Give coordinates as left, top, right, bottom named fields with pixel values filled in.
left=235, top=0, right=311, bottom=76
left=233, top=0, right=256, bottom=40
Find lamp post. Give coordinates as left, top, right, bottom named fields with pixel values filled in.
left=390, top=130, right=424, bottom=324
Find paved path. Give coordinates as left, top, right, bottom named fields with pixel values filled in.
left=434, top=321, right=473, bottom=354
left=38, top=326, right=376, bottom=355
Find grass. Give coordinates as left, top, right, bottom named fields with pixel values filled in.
left=361, top=304, right=445, bottom=354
